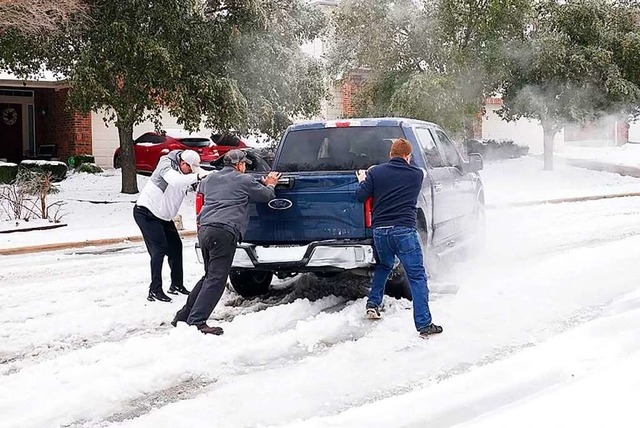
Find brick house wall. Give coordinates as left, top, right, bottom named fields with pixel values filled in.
left=34, top=88, right=92, bottom=161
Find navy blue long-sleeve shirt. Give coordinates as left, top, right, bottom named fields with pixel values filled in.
left=356, top=157, right=424, bottom=229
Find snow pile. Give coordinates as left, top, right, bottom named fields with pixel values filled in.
left=20, top=159, right=67, bottom=167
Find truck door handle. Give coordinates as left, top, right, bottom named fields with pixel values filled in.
left=434, top=183, right=444, bottom=192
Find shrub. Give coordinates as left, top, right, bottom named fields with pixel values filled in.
left=76, top=163, right=103, bottom=174
left=15, top=168, right=64, bottom=221
left=464, top=139, right=529, bottom=161
left=0, top=162, right=19, bottom=184
left=68, top=154, right=95, bottom=168
left=20, top=160, right=68, bottom=182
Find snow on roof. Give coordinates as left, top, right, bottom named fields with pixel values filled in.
left=0, top=69, right=65, bottom=82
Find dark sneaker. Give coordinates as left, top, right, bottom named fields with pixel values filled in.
left=366, top=305, right=382, bottom=320
left=168, top=284, right=190, bottom=295
left=419, top=323, right=443, bottom=338
left=171, top=311, right=187, bottom=327
left=147, top=290, right=172, bottom=303
left=197, top=323, right=224, bottom=335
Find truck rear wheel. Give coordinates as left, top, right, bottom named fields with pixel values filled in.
left=384, top=225, right=432, bottom=301
left=385, top=265, right=412, bottom=300
left=229, top=270, right=273, bottom=298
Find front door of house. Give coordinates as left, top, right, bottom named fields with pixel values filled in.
left=0, top=103, right=23, bottom=163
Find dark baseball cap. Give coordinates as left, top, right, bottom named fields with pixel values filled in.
left=224, top=149, right=252, bottom=165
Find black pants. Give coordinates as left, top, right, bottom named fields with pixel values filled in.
left=175, top=225, right=236, bottom=326
left=133, top=205, right=183, bottom=293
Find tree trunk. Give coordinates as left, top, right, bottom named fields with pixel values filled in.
left=542, top=122, right=558, bottom=171
left=118, top=122, right=138, bottom=194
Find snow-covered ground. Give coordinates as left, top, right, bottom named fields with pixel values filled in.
left=481, top=157, right=640, bottom=206
left=557, top=142, right=640, bottom=169
left=1, top=157, right=640, bottom=427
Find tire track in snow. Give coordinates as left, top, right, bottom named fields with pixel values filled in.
left=0, top=294, right=388, bottom=428
left=0, top=273, right=364, bottom=378
left=75, top=301, right=386, bottom=427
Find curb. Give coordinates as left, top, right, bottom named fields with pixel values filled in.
left=0, top=230, right=197, bottom=256
left=487, top=191, right=640, bottom=209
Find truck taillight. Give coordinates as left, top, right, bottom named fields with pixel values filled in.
left=364, top=197, right=373, bottom=228
left=196, top=192, right=204, bottom=214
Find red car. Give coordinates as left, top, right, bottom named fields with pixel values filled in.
left=113, top=129, right=247, bottom=174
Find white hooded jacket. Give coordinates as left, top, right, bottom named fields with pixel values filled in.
left=136, top=150, right=199, bottom=221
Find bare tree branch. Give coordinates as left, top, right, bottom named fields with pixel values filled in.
left=0, top=0, right=87, bottom=35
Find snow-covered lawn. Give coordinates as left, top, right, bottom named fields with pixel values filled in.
left=0, top=170, right=197, bottom=250
left=557, top=142, right=640, bottom=169
left=482, top=157, right=640, bottom=206
left=1, top=157, right=640, bottom=427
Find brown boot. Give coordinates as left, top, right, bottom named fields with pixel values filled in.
left=196, top=323, right=224, bottom=335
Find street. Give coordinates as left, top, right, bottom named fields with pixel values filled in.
left=2, top=192, right=640, bottom=427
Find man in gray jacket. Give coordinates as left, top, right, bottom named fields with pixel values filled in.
left=172, top=149, right=281, bottom=334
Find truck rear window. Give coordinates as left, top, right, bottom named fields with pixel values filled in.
left=276, top=126, right=406, bottom=172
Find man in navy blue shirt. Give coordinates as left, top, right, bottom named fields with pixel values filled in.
left=356, top=138, right=443, bottom=338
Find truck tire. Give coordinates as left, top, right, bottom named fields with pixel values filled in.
left=229, top=270, right=273, bottom=298
left=385, top=265, right=412, bottom=300
left=113, top=154, right=121, bottom=169
left=384, top=225, right=432, bottom=301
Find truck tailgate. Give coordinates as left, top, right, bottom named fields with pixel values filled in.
left=243, top=173, right=368, bottom=244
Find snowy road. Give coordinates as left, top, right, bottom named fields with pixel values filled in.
left=2, top=194, right=640, bottom=427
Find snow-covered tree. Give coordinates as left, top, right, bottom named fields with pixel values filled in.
left=500, top=0, right=640, bottom=170
left=0, top=0, right=86, bottom=35
left=327, top=0, right=530, bottom=135
left=0, top=0, right=326, bottom=193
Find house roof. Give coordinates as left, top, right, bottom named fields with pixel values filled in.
left=0, top=70, right=69, bottom=89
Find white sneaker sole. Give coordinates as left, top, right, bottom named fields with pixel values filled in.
left=366, top=310, right=381, bottom=320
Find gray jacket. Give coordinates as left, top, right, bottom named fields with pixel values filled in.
left=198, top=166, right=275, bottom=241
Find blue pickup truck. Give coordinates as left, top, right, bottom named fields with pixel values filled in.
left=199, top=117, right=485, bottom=299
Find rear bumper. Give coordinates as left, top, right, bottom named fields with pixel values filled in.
left=196, top=240, right=375, bottom=272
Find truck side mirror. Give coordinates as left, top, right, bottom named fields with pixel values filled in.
left=465, top=153, right=483, bottom=173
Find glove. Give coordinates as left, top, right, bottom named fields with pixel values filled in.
left=197, top=171, right=211, bottom=180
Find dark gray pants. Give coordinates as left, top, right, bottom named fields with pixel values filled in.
left=133, top=205, right=183, bottom=293
left=175, top=225, right=236, bottom=326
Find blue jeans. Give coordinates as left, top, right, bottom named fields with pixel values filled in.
left=367, top=226, right=431, bottom=330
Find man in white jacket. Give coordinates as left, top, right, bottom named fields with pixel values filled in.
left=134, top=149, right=207, bottom=302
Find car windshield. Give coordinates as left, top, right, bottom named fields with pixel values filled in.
left=178, top=138, right=211, bottom=148
left=276, top=126, right=406, bottom=172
